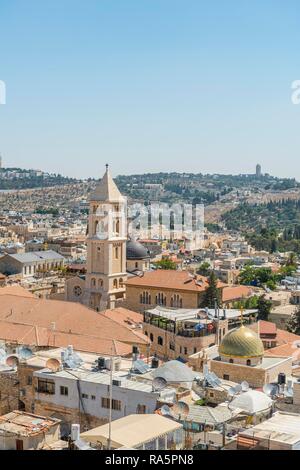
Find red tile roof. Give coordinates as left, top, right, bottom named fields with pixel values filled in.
left=0, top=295, right=149, bottom=355
left=222, top=286, right=252, bottom=303
left=125, top=270, right=226, bottom=292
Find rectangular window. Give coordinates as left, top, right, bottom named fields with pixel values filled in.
left=101, top=397, right=122, bottom=411
left=60, top=386, right=68, bottom=396
left=223, top=374, right=230, bottom=381
left=82, top=393, right=89, bottom=399
left=184, top=347, right=188, bottom=355
left=136, top=404, right=146, bottom=414
left=37, top=379, right=55, bottom=395
left=27, top=376, right=32, bottom=386
left=91, top=395, right=96, bottom=400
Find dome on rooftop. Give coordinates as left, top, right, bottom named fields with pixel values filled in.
left=126, top=239, right=149, bottom=260
left=219, top=325, right=264, bottom=358
left=152, top=360, right=195, bottom=386
left=229, top=390, right=272, bottom=414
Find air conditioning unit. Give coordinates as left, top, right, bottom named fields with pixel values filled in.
left=112, top=379, right=122, bottom=387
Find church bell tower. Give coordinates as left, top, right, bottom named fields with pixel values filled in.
left=85, top=164, right=127, bottom=310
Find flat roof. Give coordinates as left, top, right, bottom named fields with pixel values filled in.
left=80, top=414, right=182, bottom=448
left=0, top=411, right=60, bottom=437
left=145, top=306, right=256, bottom=322
left=240, top=412, right=300, bottom=445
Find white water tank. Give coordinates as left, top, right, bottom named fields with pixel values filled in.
left=71, top=424, right=80, bottom=441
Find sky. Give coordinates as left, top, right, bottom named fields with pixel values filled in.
left=1, top=0, right=300, bottom=179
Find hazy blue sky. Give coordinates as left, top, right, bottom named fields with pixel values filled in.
left=1, top=0, right=300, bottom=179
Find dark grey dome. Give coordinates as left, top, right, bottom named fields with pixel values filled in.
left=126, top=239, right=150, bottom=260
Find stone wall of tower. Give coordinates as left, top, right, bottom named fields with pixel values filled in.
left=83, top=167, right=127, bottom=311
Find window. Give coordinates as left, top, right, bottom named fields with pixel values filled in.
left=113, top=279, right=118, bottom=289
left=246, top=359, right=251, bottom=366
left=184, top=347, right=188, bottom=355
left=141, top=291, right=151, bottom=305
left=115, top=247, right=119, bottom=259
left=37, top=379, right=55, bottom=395
left=169, top=342, right=175, bottom=351
left=119, top=278, right=124, bottom=288
left=229, top=358, right=234, bottom=364
left=156, top=293, right=166, bottom=306
left=193, top=347, right=197, bottom=354
left=223, top=374, right=230, bottom=380
left=91, top=278, right=96, bottom=288
left=60, top=386, right=68, bottom=396
left=136, top=404, right=146, bottom=414
left=101, top=397, right=122, bottom=411
left=82, top=393, right=89, bottom=399
left=91, top=395, right=96, bottom=400
left=209, top=392, right=214, bottom=398
left=150, top=333, right=153, bottom=342
left=158, top=336, right=163, bottom=346
left=74, top=285, right=82, bottom=297
left=27, top=375, right=32, bottom=386
left=171, top=294, right=182, bottom=308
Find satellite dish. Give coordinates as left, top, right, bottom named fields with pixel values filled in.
left=263, top=383, right=278, bottom=397
left=152, top=376, right=167, bottom=391
left=18, top=347, right=33, bottom=360
left=6, top=355, right=19, bottom=368
left=234, top=384, right=243, bottom=394
left=160, top=405, right=173, bottom=417
left=241, top=381, right=249, bottom=392
left=46, top=358, right=61, bottom=373
left=228, top=387, right=237, bottom=397
left=173, top=401, right=189, bottom=417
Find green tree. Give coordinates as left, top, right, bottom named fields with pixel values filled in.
left=286, top=307, right=300, bottom=335
left=154, top=259, right=177, bottom=270
left=257, top=295, right=272, bottom=321
left=200, top=272, right=222, bottom=308
left=197, top=262, right=211, bottom=276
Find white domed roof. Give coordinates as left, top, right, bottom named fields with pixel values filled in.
left=229, top=390, right=272, bottom=414
left=152, top=360, right=195, bottom=385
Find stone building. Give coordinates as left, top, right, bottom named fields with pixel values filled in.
left=125, top=270, right=226, bottom=312
left=65, top=165, right=127, bottom=310
left=210, top=324, right=292, bottom=388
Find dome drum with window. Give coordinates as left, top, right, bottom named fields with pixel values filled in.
left=219, top=325, right=264, bottom=366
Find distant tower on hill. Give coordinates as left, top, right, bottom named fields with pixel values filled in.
left=256, top=164, right=262, bottom=178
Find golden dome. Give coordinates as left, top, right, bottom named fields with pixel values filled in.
left=219, top=325, right=264, bottom=358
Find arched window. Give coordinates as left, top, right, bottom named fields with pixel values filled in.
left=150, top=333, right=153, bottom=342
left=156, top=293, right=166, bottom=306
left=113, top=279, right=118, bottom=289
left=171, top=294, right=182, bottom=308
left=229, top=358, right=234, bottom=364
left=119, top=278, right=124, bottom=288
left=246, top=359, right=251, bottom=366
left=91, top=278, right=96, bottom=288
left=116, top=219, right=120, bottom=235
left=140, top=294, right=143, bottom=304
left=98, top=279, right=103, bottom=288
left=158, top=336, right=163, bottom=346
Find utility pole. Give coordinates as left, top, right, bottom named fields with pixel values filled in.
left=107, top=354, right=114, bottom=450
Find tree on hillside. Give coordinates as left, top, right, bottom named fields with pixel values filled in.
left=197, top=262, right=211, bottom=276
left=257, top=295, right=272, bottom=321
left=200, top=271, right=222, bottom=308
left=286, top=307, right=300, bottom=335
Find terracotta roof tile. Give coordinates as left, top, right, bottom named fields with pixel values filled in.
left=125, top=270, right=226, bottom=292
